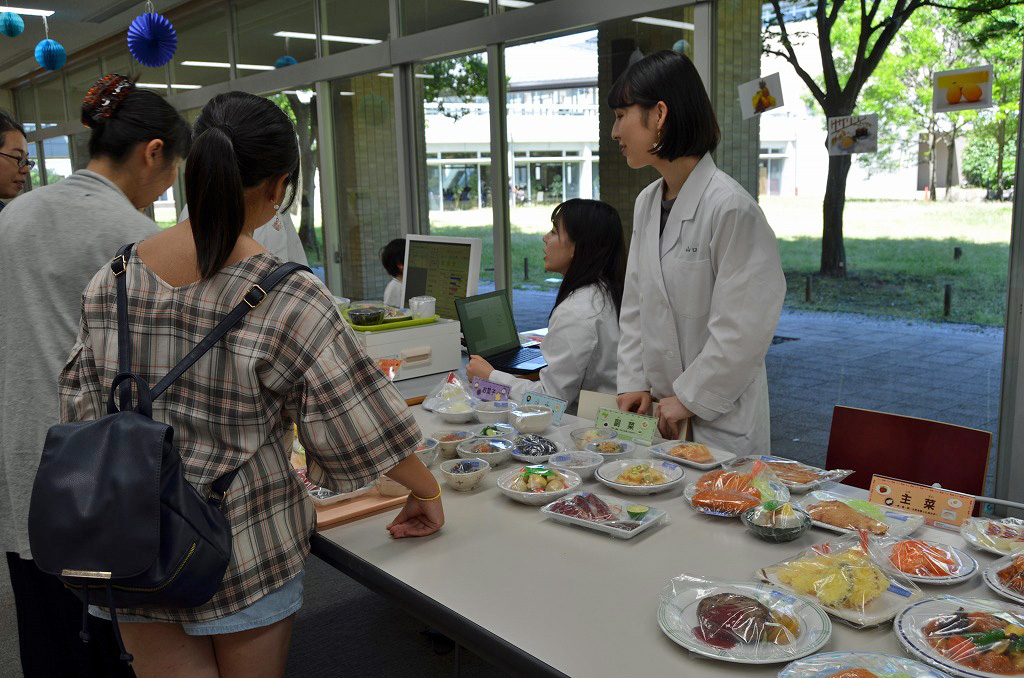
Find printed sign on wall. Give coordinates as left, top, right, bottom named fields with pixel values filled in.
left=933, top=64, right=993, bottom=113
left=826, top=114, right=878, bottom=155
left=738, top=73, right=784, bottom=119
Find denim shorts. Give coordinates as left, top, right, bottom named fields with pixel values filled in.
left=89, top=569, right=304, bottom=636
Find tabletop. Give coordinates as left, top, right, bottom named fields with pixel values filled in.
left=315, top=407, right=1014, bottom=677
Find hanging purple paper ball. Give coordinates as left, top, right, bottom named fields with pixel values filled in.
left=274, top=55, right=298, bottom=69
left=35, top=39, right=66, bottom=71
left=0, top=12, right=25, bottom=38
left=127, top=12, right=177, bottom=68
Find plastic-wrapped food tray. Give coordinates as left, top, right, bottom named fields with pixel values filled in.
left=797, top=491, right=924, bottom=538
left=540, top=491, right=666, bottom=539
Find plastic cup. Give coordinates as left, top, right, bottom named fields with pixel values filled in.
left=409, top=296, right=436, bottom=319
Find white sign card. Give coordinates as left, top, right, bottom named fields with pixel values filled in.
left=738, top=72, right=784, bottom=119
left=826, top=114, right=878, bottom=155
left=933, top=64, right=993, bottom=113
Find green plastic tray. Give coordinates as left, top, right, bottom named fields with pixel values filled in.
left=344, top=313, right=440, bottom=332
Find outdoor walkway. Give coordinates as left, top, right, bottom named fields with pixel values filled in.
left=507, top=286, right=1005, bottom=488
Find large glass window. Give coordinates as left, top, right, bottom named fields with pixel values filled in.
left=417, top=53, right=493, bottom=294
left=66, top=61, right=102, bottom=119
left=170, top=4, right=231, bottom=90
left=401, top=0, right=487, bottom=35
left=36, top=73, right=65, bottom=125
left=322, top=1, right=389, bottom=55
left=330, top=72, right=402, bottom=297
left=235, top=0, right=317, bottom=68
left=13, top=85, right=36, bottom=128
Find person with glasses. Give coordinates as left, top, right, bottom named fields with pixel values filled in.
left=0, top=75, right=191, bottom=678
left=0, top=111, right=31, bottom=208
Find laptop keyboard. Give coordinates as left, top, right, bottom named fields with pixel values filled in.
left=504, top=348, right=542, bottom=366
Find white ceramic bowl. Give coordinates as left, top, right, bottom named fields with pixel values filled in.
left=508, top=405, right=553, bottom=433
left=584, top=438, right=637, bottom=461
left=415, top=438, right=439, bottom=467
left=472, top=422, right=517, bottom=440
left=595, top=458, right=686, bottom=495
left=457, top=437, right=514, bottom=467
left=440, top=458, right=490, bottom=492
left=496, top=466, right=582, bottom=505
left=473, top=400, right=520, bottom=424
left=431, top=430, right=475, bottom=459
left=434, top=400, right=478, bottom=424
left=547, top=450, right=605, bottom=480
left=569, top=427, right=617, bottom=450
left=509, top=434, right=564, bottom=464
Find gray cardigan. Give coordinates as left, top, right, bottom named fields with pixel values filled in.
left=0, top=170, right=160, bottom=558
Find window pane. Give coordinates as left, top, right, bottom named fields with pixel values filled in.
left=401, top=0, right=487, bottom=35
left=36, top=73, right=65, bottom=124
left=171, top=4, right=231, bottom=89
left=66, top=61, right=102, bottom=120
left=236, top=0, right=317, bottom=68
left=14, top=86, right=36, bottom=127
left=418, top=53, right=493, bottom=299
left=330, top=72, right=402, bottom=295
left=322, top=0, right=389, bottom=55
left=41, top=136, right=72, bottom=184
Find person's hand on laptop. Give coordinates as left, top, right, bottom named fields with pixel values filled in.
left=467, top=355, right=495, bottom=381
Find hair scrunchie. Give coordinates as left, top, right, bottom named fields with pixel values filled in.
left=82, top=74, right=136, bottom=125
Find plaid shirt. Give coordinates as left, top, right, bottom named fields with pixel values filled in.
left=59, top=252, right=420, bottom=623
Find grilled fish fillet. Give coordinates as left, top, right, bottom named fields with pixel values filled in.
left=807, top=500, right=888, bottom=535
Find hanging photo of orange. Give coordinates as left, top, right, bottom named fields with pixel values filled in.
left=933, top=64, right=993, bottom=113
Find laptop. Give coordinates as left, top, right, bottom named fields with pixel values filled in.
left=455, top=290, right=547, bottom=374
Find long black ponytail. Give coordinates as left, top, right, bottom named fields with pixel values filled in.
left=187, top=92, right=299, bottom=278
left=550, top=199, right=625, bottom=319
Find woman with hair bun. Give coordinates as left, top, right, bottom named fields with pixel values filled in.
left=61, top=91, right=442, bottom=676
left=0, top=74, right=190, bottom=678
left=610, top=51, right=786, bottom=453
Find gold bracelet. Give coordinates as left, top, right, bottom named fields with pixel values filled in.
left=412, top=486, right=442, bottom=501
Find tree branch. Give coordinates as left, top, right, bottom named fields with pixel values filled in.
left=768, top=1, right=828, bottom=106
left=921, top=0, right=1024, bottom=11
left=818, top=0, right=844, bottom=105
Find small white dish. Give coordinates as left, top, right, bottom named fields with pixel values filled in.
left=414, top=438, right=439, bottom=467
left=583, top=438, right=636, bottom=460
left=431, top=430, right=475, bottom=459
left=457, top=437, right=514, bottom=467
left=472, top=422, right=517, bottom=440
left=595, top=459, right=685, bottom=495
left=547, top=450, right=605, bottom=480
left=495, top=466, right=582, bottom=505
left=982, top=553, right=1024, bottom=605
left=508, top=434, right=563, bottom=463
left=439, top=457, right=490, bottom=492
left=473, top=400, right=519, bottom=424
left=508, top=405, right=553, bottom=434
left=649, top=440, right=736, bottom=470
left=434, top=400, right=478, bottom=424
left=569, top=427, right=616, bottom=450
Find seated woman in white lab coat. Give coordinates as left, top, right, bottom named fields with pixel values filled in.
left=466, top=199, right=624, bottom=413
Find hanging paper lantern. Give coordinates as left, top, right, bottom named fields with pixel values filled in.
left=274, top=55, right=298, bottom=69
left=672, top=39, right=690, bottom=55
left=34, top=39, right=66, bottom=70
left=0, top=12, right=25, bottom=37
left=126, top=12, right=177, bottom=68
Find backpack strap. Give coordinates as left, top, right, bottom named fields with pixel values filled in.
left=111, top=243, right=135, bottom=410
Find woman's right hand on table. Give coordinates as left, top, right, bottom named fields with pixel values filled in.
left=617, top=391, right=652, bottom=415
left=387, top=495, right=444, bottom=538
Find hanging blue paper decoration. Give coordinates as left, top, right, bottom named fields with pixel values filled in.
left=127, top=11, right=177, bottom=68
left=0, top=12, right=25, bottom=37
left=672, top=39, right=690, bottom=55
left=35, top=39, right=66, bottom=70
left=274, top=55, right=298, bottom=69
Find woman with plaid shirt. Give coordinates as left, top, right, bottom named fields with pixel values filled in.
left=59, top=92, right=444, bottom=678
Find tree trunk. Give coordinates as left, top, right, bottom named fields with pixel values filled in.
left=996, top=117, right=1006, bottom=200
left=821, top=154, right=852, bottom=277
left=944, top=133, right=956, bottom=201
left=929, top=132, right=938, bottom=202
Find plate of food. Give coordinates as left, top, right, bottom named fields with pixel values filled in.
left=894, top=596, right=1024, bottom=678
left=657, top=577, right=832, bottom=664
left=961, top=518, right=1024, bottom=557
left=684, top=461, right=790, bottom=518
left=759, top=538, right=922, bottom=627
left=509, top=434, right=563, bottom=463
left=983, top=553, right=1024, bottom=606
left=594, top=459, right=685, bottom=495
left=796, top=491, right=924, bottom=538
left=724, top=455, right=852, bottom=493
left=540, top=491, right=666, bottom=539
left=879, top=538, right=979, bottom=586
left=778, top=651, right=953, bottom=677
left=649, top=440, right=736, bottom=470
left=293, top=468, right=372, bottom=506
left=495, top=465, right=581, bottom=505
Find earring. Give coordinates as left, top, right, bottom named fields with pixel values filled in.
left=651, top=129, right=662, bottom=150
left=272, top=202, right=282, bottom=231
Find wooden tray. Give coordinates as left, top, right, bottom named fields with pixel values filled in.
left=315, top=486, right=408, bottom=530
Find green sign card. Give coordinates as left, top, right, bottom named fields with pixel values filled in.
left=594, top=407, right=657, bottom=444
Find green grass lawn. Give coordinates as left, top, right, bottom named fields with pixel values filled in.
left=430, top=197, right=1014, bottom=326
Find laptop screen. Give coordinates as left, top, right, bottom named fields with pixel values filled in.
left=456, top=290, right=521, bottom=357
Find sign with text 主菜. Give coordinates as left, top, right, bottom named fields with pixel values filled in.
left=594, top=407, right=657, bottom=444
left=868, top=475, right=975, bottom=532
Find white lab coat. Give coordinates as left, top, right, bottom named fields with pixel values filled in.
left=617, top=153, right=786, bottom=454
left=177, top=205, right=309, bottom=266
left=490, top=284, right=619, bottom=414
left=383, top=278, right=403, bottom=308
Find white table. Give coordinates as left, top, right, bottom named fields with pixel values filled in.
left=312, top=408, right=1007, bottom=677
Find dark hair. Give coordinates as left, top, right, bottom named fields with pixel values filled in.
left=82, top=74, right=191, bottom=163
left=607, top=50, right=720, bottom=159
left=550, top=199, right=625, bottom=320
left=187, top=92, right=299, bottom=278
left=0, top=110, right=25, bottom=148
left=380, top=238, right=406, bottom=277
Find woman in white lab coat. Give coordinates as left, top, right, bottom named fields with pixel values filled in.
left=610, top=51, right=786, bottom=454
left=466, top=199, right=624, bottom=413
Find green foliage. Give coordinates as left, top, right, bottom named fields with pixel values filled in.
left=421, top=55, right=489, bottom=121
left=962, top=116, right=1018, bottom=190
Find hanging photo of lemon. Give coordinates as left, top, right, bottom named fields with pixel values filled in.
left=934, top=65, right=993, bottom=112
